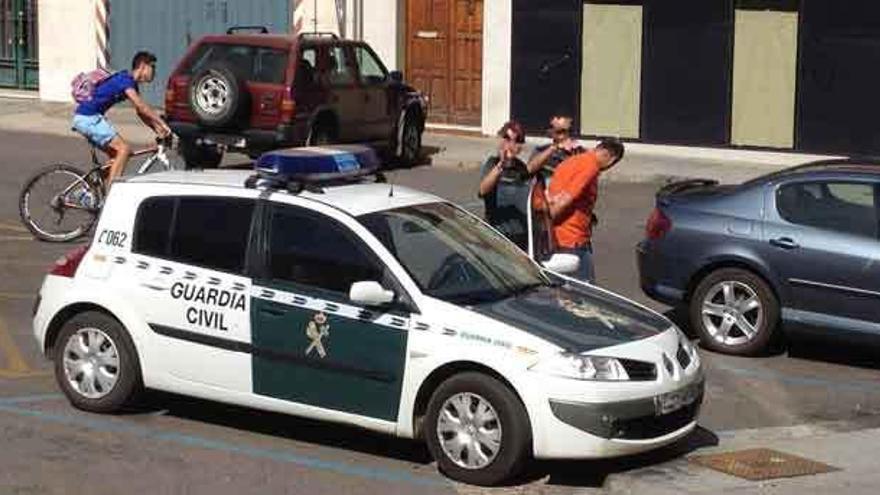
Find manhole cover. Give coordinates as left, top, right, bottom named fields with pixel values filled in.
left=689, top=448, right=839, bottom=481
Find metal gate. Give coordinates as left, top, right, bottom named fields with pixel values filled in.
left=0, top=0, right=38, bottom=89
left=109, top=0, right=290, bottom=105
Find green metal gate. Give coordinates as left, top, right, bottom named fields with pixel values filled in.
left=110, top=0, right=290, bottom=105
left=0, top=0, right=37, bottom=89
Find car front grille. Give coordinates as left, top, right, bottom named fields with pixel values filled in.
left=620, top=359, right=657, bottom=381
left=613, top=401, right=701, bottom=440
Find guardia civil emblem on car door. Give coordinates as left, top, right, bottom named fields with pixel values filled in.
left=305, top=312, right=330, bottom=358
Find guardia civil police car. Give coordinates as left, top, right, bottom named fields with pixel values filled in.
left=33, top=146, right=704, bottom=486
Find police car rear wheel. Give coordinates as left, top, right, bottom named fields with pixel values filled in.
left=54, top=312, right=142, bottom=413
left=425, top=372, right=530, bottom=486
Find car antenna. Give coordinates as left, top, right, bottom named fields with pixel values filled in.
left=374, top=170, right=393, bottom=196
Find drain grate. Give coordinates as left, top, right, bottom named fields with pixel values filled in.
left=689, top=448, right=839, bottom=481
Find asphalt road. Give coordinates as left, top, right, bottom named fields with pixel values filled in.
left=1, top=130, right=879, bottom=494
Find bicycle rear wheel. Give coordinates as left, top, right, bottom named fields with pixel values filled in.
left=19, top=164, right=102, bottom=242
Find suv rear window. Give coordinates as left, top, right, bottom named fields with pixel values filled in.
left=181, top=43, right=289, bottom=84
left=133, top=196, right=256, bottom=274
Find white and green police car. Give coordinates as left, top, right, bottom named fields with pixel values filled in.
left=33, top=146, right=704, bottom=486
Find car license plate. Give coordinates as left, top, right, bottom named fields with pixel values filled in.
left=655, top=382, right=701, bottom=416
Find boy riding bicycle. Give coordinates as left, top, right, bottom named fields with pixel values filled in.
left=72, top=51, right=171, bottom=189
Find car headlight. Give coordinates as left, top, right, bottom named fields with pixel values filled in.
left=529, top=353, right=630, bottom=381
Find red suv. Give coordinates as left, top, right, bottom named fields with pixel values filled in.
left=165, top=29, right=427, bottom=168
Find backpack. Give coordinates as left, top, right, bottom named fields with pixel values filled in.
left=71, top=68, right=112, bottom=103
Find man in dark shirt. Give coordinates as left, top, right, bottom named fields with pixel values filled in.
left=72, top=51, right=171, bottom=188
left=527, top=115, right=585, bottom=184
left=478, top=121, right=534, bottom=251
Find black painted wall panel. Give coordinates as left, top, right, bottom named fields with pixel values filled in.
left=510, top=0, right=582, bottom=134
left=797, top=0, right=880, bottom=154
left=640, top=0, right=733, bottom=145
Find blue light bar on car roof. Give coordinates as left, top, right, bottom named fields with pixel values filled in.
left=255, top=145, right=380, bottom=182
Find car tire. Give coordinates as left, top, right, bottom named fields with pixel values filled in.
left=689, top=268, right=779, bottom=356
left=53, top=311, right=143, bottom=413
left=307, top=123, right=334, bottom=146
left=189, top=63, right=248, bottom=128
left=397, top=112, right=422, bottom=166
left=424, top=372, right=531, bottom=486
left=180, top=139, right=223, bottom=169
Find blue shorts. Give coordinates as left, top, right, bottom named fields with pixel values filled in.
left=72, top=113, right=118, bottom=148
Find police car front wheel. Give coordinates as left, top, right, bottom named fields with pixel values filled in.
left=425, top=372, right=531, bottom=486
left=54, top=311, right=143, bottom=413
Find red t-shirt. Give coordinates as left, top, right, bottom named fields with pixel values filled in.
left=548, top=151, right=599, bottom=248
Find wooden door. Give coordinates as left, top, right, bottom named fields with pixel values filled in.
left=406, top=0, right=482, bottom=126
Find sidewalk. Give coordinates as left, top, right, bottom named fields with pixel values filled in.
left=0, top=97, right=844, bottom=185
left=600, top=420, right=880, bottom=494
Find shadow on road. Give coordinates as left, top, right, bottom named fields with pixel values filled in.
left=134, top=392, right=718, bottom=488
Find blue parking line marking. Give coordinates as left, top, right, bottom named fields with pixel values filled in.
left=0, top=400, right=446, bottom=487
left=0, top=393, right=64, bottom=405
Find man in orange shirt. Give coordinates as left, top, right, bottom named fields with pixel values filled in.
left=548, top=138, right=625, bottom=283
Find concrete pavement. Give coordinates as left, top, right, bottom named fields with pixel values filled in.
left=0, top=97, right=845, bottom=186
left=1, top=101, right=877, bottom=494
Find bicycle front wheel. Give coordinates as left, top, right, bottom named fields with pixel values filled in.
left=19, top=164, right=101, bottom=242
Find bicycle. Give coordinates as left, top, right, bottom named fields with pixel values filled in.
left=19, top=135, right=176, bottom=242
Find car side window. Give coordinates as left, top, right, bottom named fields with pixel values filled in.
left=353, top=46, right=387, bottom=85
left=267, top=205, right=390, bottom=298
left=776, top=181, right=879, bottom=239
left=324, top=46, right=355, bottom=86
left=169, top=197, right=255, bottom=273
left=295, top=47, right=318, bottom=88
left=133, top=196, right=175, bottom=257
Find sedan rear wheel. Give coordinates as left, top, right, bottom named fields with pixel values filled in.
left=689, top=268, right=779, bottom=355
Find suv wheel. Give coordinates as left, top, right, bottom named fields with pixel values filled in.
left=689, top=268, right=779, bottom=355
left=398, top=113, right=422, bottom=166
left=54, top=311, right=143, bottom=413
left=307, top=124, right=334, bottom=146
left=424, top=372, right=530, bottom=486
left=180, top=139, right=223, bottom=169
left=190, top=63, right=248, bottom=127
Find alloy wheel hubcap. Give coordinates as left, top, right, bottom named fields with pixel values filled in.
left=62, top=327, right=120, bottom=399
left=196, top=76, right=230, bottom=114
left=701, top=280, right=763, bottom=346
left=436, top=392, right=502, bottom=470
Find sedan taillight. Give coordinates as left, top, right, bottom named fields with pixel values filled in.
left=646, top=208, right=672, bottom=240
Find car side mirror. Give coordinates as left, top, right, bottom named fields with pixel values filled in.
left=349, top=281, right=396, bottom=307
left=541, top=253, right=580, bottom=275
left=389, top=70, right=403, bottom=83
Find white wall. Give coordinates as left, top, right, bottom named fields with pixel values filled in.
left=295, top=0, right=340, bottom=34
left=361, top=0, right=400, bottom=70
left=39, top=0, right=96, bottom=102
left=482, top=0, right=511, bottom=135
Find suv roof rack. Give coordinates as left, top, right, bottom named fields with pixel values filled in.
left=298, top=31, right=339, bottom=40
left=226, top=25, right=269, bottom=35
left=244, top=145, right=386, bottom=194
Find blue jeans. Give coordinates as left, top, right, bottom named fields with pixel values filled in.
left=557, top=245, right=595, bottom=283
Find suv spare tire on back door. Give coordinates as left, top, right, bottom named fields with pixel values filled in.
left=190, top=63, right=249, bottom=127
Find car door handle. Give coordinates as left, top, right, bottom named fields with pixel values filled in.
left=770, top=237, right=800, bottom=250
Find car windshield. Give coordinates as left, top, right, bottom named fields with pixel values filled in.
left=359, top=202, right=551, bottom=304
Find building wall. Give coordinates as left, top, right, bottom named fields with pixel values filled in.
left=38, top=0, right=95, bottom=102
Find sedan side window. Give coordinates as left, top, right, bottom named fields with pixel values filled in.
left=267, top=205, right=392, bottom=298
left=777, top=181, right=879, bottom=239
